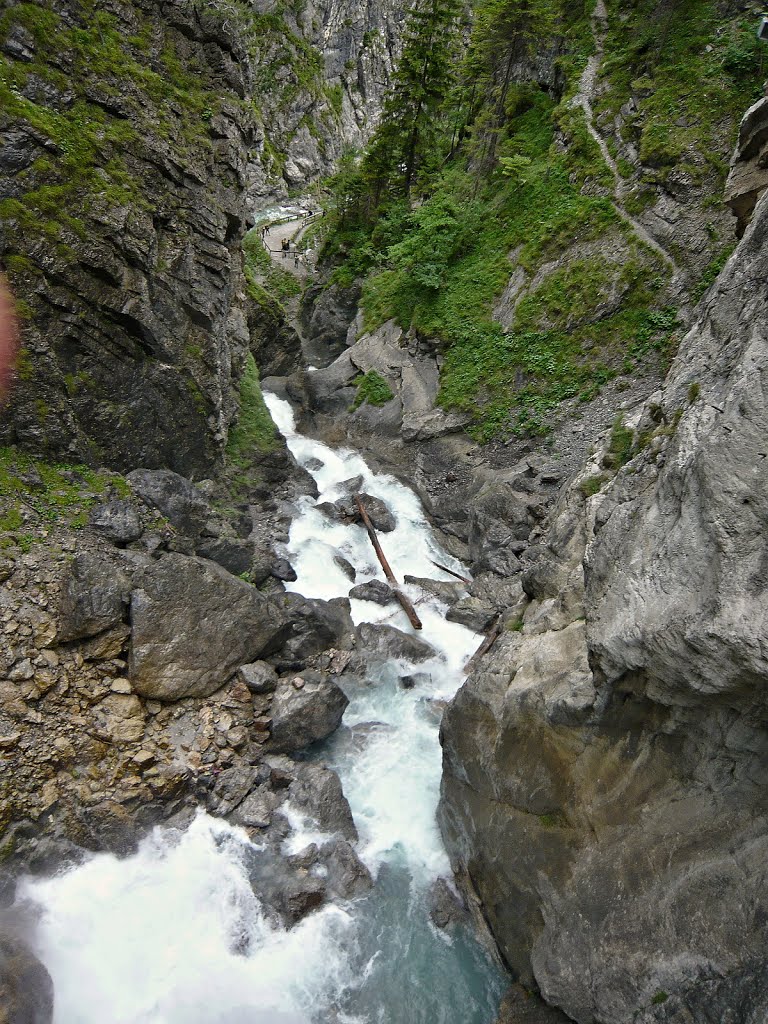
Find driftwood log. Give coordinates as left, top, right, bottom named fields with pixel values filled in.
left=354, top=494, right=423, bottom=630
left=464, top=615, right=503, bottom=673
left=429, top=559, right=472, bottom=585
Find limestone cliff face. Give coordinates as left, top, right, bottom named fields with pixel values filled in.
left=0, top=0, right=398, bottom=477
left=252, top=0, right=404, bottom=193
left=439, top=170, right=768, bottom=1022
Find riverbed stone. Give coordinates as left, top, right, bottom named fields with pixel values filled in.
left=318, top=492, right=397, bottom=533
left=349, top=579, right=395, bottom=605
left=268, top=594, right=353, bottom=666
left=269, top=672, right=349, bottom=753
left=320, top=836, right=373, bottom=900
left=354, top=622, right=437, bottom=665
left=288, top=763, right=357, bottom=841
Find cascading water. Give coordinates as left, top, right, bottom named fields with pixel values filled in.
left=15, top=396, right=507, bottom=1024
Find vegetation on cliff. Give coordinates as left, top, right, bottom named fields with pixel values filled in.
left=320, top=0, right=765, bottom=441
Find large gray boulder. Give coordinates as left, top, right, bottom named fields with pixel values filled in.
left=355, top=622, right=437, bottom=665
left=317, top=492, right=397, bottom=533
left=288, top=763, right=357, bottom=841
left=56, top=550, right=132, bottom=642
left=129, top=554, right=291, bottom=700
left=269, top=671, right=348, bottom=753
left=269, top=594, right=354, bottom=666
left=87, top=500, right=143, bottom=545
left=126, top=469, right=211, bottom=537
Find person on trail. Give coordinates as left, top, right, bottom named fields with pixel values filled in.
left=282, top=238, right=289, bottom=258
left=294, top=253, right=300, bottom=269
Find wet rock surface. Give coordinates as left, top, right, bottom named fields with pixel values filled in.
left=0, top=934, right=54, bottom=1024
left=269, top=672, right=350, bottom=753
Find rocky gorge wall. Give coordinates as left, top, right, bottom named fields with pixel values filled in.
left=0, top=0, right=401, bottom=476
left=438, top=127, right=768, bottom=1024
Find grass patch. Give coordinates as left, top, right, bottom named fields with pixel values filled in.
left=351, top=370, right=395, bottom=410
left=605, top=416, right=634, bottom=470
left=226, top=353, right=279, bottom=467
left=580, top=474, right=609, bottom=497
left=0, top=447, right=130, bottom=546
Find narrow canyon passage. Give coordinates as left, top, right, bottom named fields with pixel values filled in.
left=13, top=395, right=507, bottom=1024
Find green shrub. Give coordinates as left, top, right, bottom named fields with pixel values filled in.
left=606, top=416, right=634, bottom=470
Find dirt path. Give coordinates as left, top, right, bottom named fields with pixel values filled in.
left=572, top=0, right=682, bottom=279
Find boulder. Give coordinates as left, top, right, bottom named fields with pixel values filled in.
left=403, top=575, right=464, bottom=604
left=428, top=877, right=466, bottom=930
left=349, top=579, right=395, bottom=605
left=126, top=469, right=211, bottom=537
left=87, top=500, right=142, bottom=545
left=129, top=554, right=292, bottom=700
left=271, top=558, right=297, bottom=582
left=269, top=594, right=353, bottom=666
left=288, top=763, right=357, bottom=841
left=318, top=493, right=397, bottom=533
left=231, top=787, right=276, bottom=829
left=355, top=622, right=437, bottom=665
left=269, top=672, right=349, bottom=753
left=319, top=837, right=372, bottom=901
left=0, top=935, right=54, bottom=1024
left=56, top=551, right=131, bottom=642
left=237, top=661, right=278, bottom=695
left=209, top=766, right=261, bottom=817
left=333, top=554, right=356, bottom=582
left=195, top=537, right=255, bottom=577
left=446, top=597, right=497, bottom=632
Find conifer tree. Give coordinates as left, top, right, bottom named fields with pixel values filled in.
left=363, top=0, right=463, bottom=198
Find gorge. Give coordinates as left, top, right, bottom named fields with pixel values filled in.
left=2, top=0, right=768, bottom=1022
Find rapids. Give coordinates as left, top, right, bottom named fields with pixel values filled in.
left=16, top=395, right=506, bottom=1024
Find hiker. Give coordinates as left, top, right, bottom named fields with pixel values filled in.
left=294, top=253, right=300, bottom=269
left=282, top=238, right=289, bottom=258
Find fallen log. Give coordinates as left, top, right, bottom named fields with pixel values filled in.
left=355, top=494, right=423, bottom=630
left=429, top=559, right=472, bottom=585
left=464, top=615, right=503, bottom=673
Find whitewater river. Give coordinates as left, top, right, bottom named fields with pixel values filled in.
left=16, top=395, right=506, bottom=1023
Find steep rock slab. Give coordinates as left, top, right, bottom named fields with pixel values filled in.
left=440, top=193, right=768, bottom=1022
left=129, top=554, right=291, bottom=700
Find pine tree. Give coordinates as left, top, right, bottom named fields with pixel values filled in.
left=463, top=0, right=559, bottom=171
left=363, top=0, right=464, bottom=198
